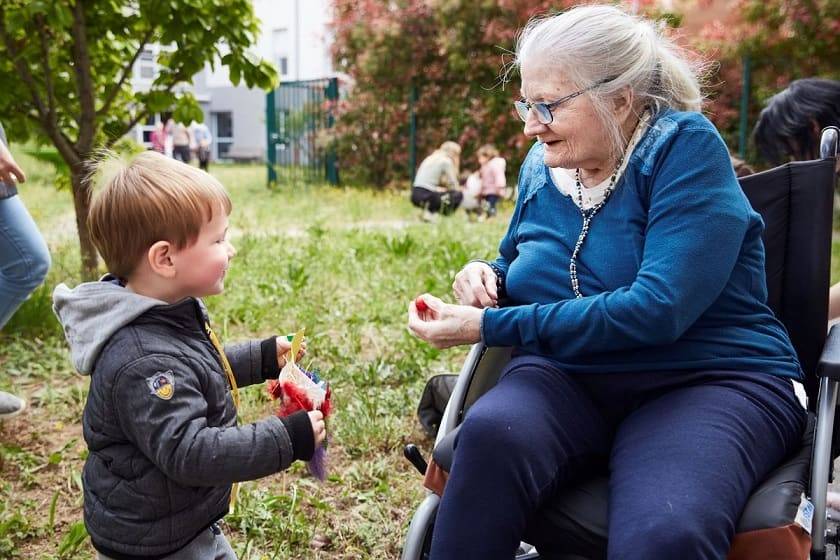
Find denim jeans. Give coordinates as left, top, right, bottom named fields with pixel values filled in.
left=0, top=194, right=50, bottom=329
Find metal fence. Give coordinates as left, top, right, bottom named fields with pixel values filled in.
left=266, top=78, right=339, bottom=187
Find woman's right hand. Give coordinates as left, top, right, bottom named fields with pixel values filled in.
left=453, top=261, right=498, bottom=308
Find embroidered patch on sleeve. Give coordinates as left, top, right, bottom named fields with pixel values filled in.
left=147, top=370, right=175, bottom=400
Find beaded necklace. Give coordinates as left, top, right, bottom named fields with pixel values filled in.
left=568, top=160, right=623, bottom=298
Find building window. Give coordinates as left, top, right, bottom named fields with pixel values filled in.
left=273, top=28, right=290, bottom=78
left=212, top=111, right=233, bottom=160
left=138, top=48, right=156, bottom=80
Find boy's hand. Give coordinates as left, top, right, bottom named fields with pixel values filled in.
left=276, top=336, right=306, bottom=369
left=309, top=410, right=326, bottom=447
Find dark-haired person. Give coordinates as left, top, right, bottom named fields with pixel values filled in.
left=753, top=78, right=840, bottom=169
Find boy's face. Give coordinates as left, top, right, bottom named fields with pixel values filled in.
left=171, top=205, right=235, bottom=299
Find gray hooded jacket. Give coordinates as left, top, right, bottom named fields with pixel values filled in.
left=53, top=276, right=314, bottom=559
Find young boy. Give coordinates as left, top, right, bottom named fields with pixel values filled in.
left=53, top=151, right=326, bottom=559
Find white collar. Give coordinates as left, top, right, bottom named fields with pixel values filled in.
left=550, top=111, right=652, bottom=210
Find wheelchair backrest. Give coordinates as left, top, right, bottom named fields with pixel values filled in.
left=738, top=127, right=838, bottom=406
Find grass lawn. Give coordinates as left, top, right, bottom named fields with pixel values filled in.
left=0, top=148, right=511, bottom=559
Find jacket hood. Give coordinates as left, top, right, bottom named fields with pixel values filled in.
left=53, top=275, right=166, bottom=374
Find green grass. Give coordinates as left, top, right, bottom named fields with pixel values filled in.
left=0, top=149, right=509, bottom=559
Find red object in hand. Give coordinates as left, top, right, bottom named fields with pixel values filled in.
left=266, top=378, right=332, bottom=419
left=415, top=296, right=428, bottom=313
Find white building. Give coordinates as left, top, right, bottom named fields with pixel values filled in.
left=132, top=0, right=335, bottom=161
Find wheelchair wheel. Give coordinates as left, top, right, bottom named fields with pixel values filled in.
left=401, top=493, right=439, bottom=560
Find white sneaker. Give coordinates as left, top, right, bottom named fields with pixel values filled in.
left=0, top=391, right=26, bottom=420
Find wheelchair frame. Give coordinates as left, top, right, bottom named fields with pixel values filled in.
left=402, top=126, right=840, bottom=560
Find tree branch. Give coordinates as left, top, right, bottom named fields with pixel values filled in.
left=0, top=7, right=80, bottom=165
left=24, top=114, right=81, bottom=169
left=36, top=15, right=58, bottom=126
left=107, top=69, right=190, bottom=146
left=70, top=0, right=97, bottom=155
left=98, top=26, right=155, bottom=119
left=0, top=8, right=48, bottom=121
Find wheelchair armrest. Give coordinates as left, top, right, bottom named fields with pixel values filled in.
left=432, top=424, right=461, bottom=473
left=435, top=342, right=486, bottom=446
left=817, top=324, right=840, bottom=379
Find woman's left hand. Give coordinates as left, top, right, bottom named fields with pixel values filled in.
left=276, top=336, right=307, bottom=369
left=408, top=294, right=483, bottom=349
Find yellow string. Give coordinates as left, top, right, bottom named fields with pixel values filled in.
left=205, top=323, right=241, bottom=409
left=205, top=322, right=240, bottom=507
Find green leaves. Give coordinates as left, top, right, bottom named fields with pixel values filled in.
left=0, top=0, right=276, bottom=151
left=331, top=0, right=555, bottom=187
left=171, top=93, right=204, bottom=124
left=57, top=522, right=88, bottom=556
left=700, top=0, right=840, bottom=163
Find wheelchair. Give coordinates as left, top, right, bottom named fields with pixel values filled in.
left=402, top=126, right=840, bottom=560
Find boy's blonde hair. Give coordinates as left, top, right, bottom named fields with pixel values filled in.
left=87, top=150, right=232, bottom=278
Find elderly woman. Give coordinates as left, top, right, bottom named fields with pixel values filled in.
left=411, top=141, right=463, bottom=220
left=408, top=6, right=806, bottom=559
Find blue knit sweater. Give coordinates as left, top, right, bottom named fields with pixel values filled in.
left=482, top=110, right=802, bottom=379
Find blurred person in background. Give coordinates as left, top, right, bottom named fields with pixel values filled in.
left=411, top=141, right=463, bottom=221
left=0, top=122, right=50, bottom=419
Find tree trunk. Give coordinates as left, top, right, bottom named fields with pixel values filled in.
left=70, top=167, right=98, bottom=280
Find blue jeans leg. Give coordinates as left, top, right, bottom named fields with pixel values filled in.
left=606, top=372, right=806, bottom=559
left=429, top=356, right=611, bottom=560
left=0, top=195, right=50, bottom=329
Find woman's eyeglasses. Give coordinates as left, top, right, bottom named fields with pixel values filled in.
left=514, top=79, right=611, bottom=125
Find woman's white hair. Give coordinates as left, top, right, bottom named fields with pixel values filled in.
left=515, top=4, right=706, bottom=158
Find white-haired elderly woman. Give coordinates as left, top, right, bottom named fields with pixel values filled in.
left=408, top=5, right=806, bottom=559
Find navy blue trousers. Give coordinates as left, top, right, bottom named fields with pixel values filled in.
left=429, top=355, right=806, bottom=560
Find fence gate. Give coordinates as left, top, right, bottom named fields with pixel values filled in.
left=266, top=78, right=339, bottom=187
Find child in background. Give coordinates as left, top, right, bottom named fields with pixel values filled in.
left=460, top=169, right=483, bottom=221
left=53, top=151, right=326, bottom=560
left=477, top=144, right=507, bottom=219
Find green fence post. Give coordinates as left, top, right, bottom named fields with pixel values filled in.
left=738, top=55, right=752, bottom=160
left=266, top=89, right=278, bottom=187
left=409, top=83, right=417, bottom=185
left=325, top=77, right=339, bottom=185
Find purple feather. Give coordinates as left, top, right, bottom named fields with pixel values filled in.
left=308, top=437, right=328, bottom=481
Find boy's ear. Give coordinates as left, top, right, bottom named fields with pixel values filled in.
left=147, top=241, right=176, bottom=278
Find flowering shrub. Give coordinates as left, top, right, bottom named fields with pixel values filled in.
left=697, top=0, right=840, bottom=163
left=330, top=0, right=573, bottom=187
left=330, top=0, right=840, bottom=183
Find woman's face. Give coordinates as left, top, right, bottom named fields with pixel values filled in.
left=520, top=62, right=615, bottom=171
